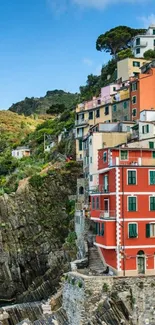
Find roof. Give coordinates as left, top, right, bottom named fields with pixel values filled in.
left=15, top=146, right=30, bottom=150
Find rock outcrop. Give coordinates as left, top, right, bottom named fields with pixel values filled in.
left=0, top=163, right=80, bottom=304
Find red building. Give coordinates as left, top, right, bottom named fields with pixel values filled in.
left=90, top=147, right=155, bottom=276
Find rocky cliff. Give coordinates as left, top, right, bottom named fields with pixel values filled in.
left=0, top=162, right=80, bottom=304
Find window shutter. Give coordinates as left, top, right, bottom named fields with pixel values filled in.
left=133, top=224, right=137, bottom=237
left=128, top=171, right=132, bottom=184
left=100, top=223, right=104, bottom=236
left=149, top=142, right=154, bottom=149
left=129, top=224, right=133, bottom=238
left=142, top=126, right=144, bottom=134
left=146, top=125, right=149, bottom=133
left=146, top=224, right=150, bottom=238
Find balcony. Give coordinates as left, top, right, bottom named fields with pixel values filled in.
left=134, top=40, right=147, bottom=48
left=89, top=185, right=109, bottom=194
left=75, top=119, right=89, bottom=126
left=100, top=210, right=116, bottom=219
left=131, top=130, right=139, bottom=140
left=109, top=157, right=155, bottom=167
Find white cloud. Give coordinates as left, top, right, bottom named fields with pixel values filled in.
left=72, top=0, right=149, bottom=10
left=47, top=0, right=68, bottom=14
left=139, top=14, right=155, bottom=28
left=47, top=0, right=151, bottom=14
left=83, top=58, right=93, bottom=66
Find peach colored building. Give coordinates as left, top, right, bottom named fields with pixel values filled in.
left=130, top=62, right=155, bottom=120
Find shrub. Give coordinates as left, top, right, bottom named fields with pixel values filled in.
left=29, top=174, right=44, bottom=188
left=102, top=283, right=109, bottom=292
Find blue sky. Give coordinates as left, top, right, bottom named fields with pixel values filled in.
left=0, top=0, right=155, bottom=109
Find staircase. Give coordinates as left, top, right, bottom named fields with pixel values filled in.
left=88, top=246, right=106, bottom=274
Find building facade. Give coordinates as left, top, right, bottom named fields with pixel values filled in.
left=90, top=147, right=155, bottom=276
left=132, top=25, right=155, bottom=58
left=130, top=64, right=155, bottom=120
left=117, top=58, right=149, bottom=82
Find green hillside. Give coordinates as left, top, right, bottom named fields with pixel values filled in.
left=9, top=89, right=79, bottom=116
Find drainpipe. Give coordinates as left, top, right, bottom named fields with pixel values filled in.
left=122, top=166, right=126, bottom=276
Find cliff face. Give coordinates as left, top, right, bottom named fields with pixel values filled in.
left=0, top=164, right=80, bottom=304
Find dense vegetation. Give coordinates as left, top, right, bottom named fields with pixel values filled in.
left=79, top=25, right=146, bottom=102
left=9, top=89, right=79, bottom=116
left=96, top=26, right=146, bottom=58
left=0, top=108, right=75, bottom=195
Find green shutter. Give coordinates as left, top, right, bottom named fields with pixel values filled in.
left=128, top=171, right=136, bottom=185
left=100, top=223, right=104, bottom=236
left=149, top=142, right=154, bottom=149
left=146, top=125, right=149, bottom=133
left=152, top=152, right=155, bottom=158
left=129, top=197, right=136, bottom=211
left=150, top=197, right=155, bottom=211
left=146, top=224, right=150, bottom=238
left=129, top=224, right=137, bottom=238
left=150, top=171, right=155, bottom=185
left=142, top=126, right=145, bottom=134
left=79, top=139, right=82, bottom=151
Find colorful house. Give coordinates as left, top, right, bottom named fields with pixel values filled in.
left=90, top=147, right=155, bottom=276
left=130, top=61, right=155, bottom=120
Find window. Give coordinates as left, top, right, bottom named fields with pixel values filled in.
left=150, top=197, right=155, bottom=210
left=132, top=96, right=137, bottom=104
left=154, top=40, right=155, bottom=46
left=128, top=223, right=138, bottom=238
left=90, top=157, right=93, bottom=163
left=133, top=72, right=139, bottom=77
left=123, top=101, right=127, bottom=109
left=136, top=38, right=140, bottom=46
left=142, top=124, right=149, bottom=134
left=100, top=223, right=104, bottom=236
left=133, top=61, right=140, bottom=67
left=79, top=139, right=83, bottom=151
left=149, top=142, right=154, bottom=149
left=105, top=106, right=109, bottom=115
left=132, top=108, right=137, bottom=117
left=96, top=197, right=100, bottom=210
left=152, top=152, right=155, bottom=158
left=95, top=223, right=104, bottom=236
left=124, top=116, right=127, bottom=121
left=97, top=99, right=101, bottom=105
left=96, top=109, right=100, bottom=118
left=113, top=104, right=117, bottom=112
left=132, top=82, right=137, bottom=91
left=79, top=186, right=84, bottom=195
left=90, top=175, right=93, bottom=182
left=104, top=174, right=109, bottom=193
left=136, top=48, right=140, bottom=54
left=89, top=111, right=93, bottom=120
left=153, top=29, right=155, bottom=35
left=146, top=223, right=155, bottom=238
left=120, top=150, right=128, bottom=160
left=80, top=154, right=82, bottom=160
left=103, top=152, right=107, bottom=162
left=127, top=126, right=130, bottom=132
left=128, top=197, right=137, bottom=211
left=113, top=87, right=116, bottom=91
left=92, top=197, right=95, bottom=210
left=128, top=170, right=136, bottom=185
left=150, top=171, right=155, bottom=185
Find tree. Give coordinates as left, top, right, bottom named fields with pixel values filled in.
left=117, top=48, right=134, bottom=61
left=96, top=26, right=146, bottom=58
left=144, top=49, right=155, bottom=60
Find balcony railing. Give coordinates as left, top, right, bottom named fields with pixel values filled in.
left=100, top=210, right=116, bottom=219
left=75, top=119, right=89, bottom=126
left=89, top=185, right=109, bottom=194
left=109, top=157, right=155, bottom=167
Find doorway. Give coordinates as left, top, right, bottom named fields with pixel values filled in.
left=137, top=250, right=145, bottom=274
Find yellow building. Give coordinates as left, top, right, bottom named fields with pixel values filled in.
left=75, top=98, right=113, bottom=160
left=117, top=58, right=150, bottom=82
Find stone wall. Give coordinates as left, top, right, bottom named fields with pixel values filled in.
left=62, top=272, right=155, bottom=325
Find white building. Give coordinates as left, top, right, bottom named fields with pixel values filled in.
left=12, top=146, right=30, bottom=159
left=45, top=141, right=56, bottom=152
left=132, top=25, right=155, bottom=58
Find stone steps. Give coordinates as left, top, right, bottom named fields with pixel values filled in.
left=88, top=247, right=105, bottom=273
